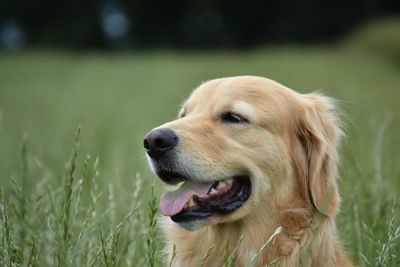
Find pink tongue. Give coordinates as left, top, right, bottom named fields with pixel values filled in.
left=160, top=181, right=214, bottom=216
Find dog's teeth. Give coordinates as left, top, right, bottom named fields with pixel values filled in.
left=187, top=197, right=195, bottom=207
left=216, top=181, right=226, bottom=190
left=209, top=188, right=219, bottom=196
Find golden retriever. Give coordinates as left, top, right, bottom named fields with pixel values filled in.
left=144, top=76, right=353, bottom=267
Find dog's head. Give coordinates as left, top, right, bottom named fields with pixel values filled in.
left=144, top=76, right=343, bottom=230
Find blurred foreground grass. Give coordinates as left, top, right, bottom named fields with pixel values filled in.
left=0, top=19, right=399, bottom=266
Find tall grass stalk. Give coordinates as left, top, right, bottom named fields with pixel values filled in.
left=146, top=186, right=159, bottom=267
left=58, top=127, right=80, bottom=266
left=198, top=245, right=214, bottom=267
left=248, top=226, right=282, bottom=267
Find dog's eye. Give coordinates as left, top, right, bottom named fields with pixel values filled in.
left=220, top=112, right=249, bottom=124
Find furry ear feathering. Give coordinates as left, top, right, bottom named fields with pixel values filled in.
left=291, top=94, right=344, bottom=217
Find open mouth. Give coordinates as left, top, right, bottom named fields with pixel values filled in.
left=159, top=175, right=251, bottom=223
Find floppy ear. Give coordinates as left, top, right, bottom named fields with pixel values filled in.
left=292, top=94, right=344, bottom=217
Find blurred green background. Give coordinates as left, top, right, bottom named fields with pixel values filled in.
left=0, top=3, right=399, bottom=266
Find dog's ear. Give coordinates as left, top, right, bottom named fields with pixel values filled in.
left=292, top=94, right=343, bottom=217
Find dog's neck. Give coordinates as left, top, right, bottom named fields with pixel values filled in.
left=164, top=204, right=348, bottom=267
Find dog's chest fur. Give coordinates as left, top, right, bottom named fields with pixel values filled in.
left=162, top=212, right=353, bottom=267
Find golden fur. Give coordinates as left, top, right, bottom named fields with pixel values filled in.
left=153, top=76, right=353, bottom=267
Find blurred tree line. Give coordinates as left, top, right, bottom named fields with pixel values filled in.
left=0, top=0, right=399, bottom=49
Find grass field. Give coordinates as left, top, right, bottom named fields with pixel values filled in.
left=0, top=20, right=399, bottom=266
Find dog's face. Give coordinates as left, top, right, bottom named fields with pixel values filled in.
left=144, top=76, right=342, bottom=230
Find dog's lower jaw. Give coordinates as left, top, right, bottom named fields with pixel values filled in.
left=175, top=219, right=207, bottom=231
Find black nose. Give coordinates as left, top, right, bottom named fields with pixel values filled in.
left=143, top=128, right=179, bottom=159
